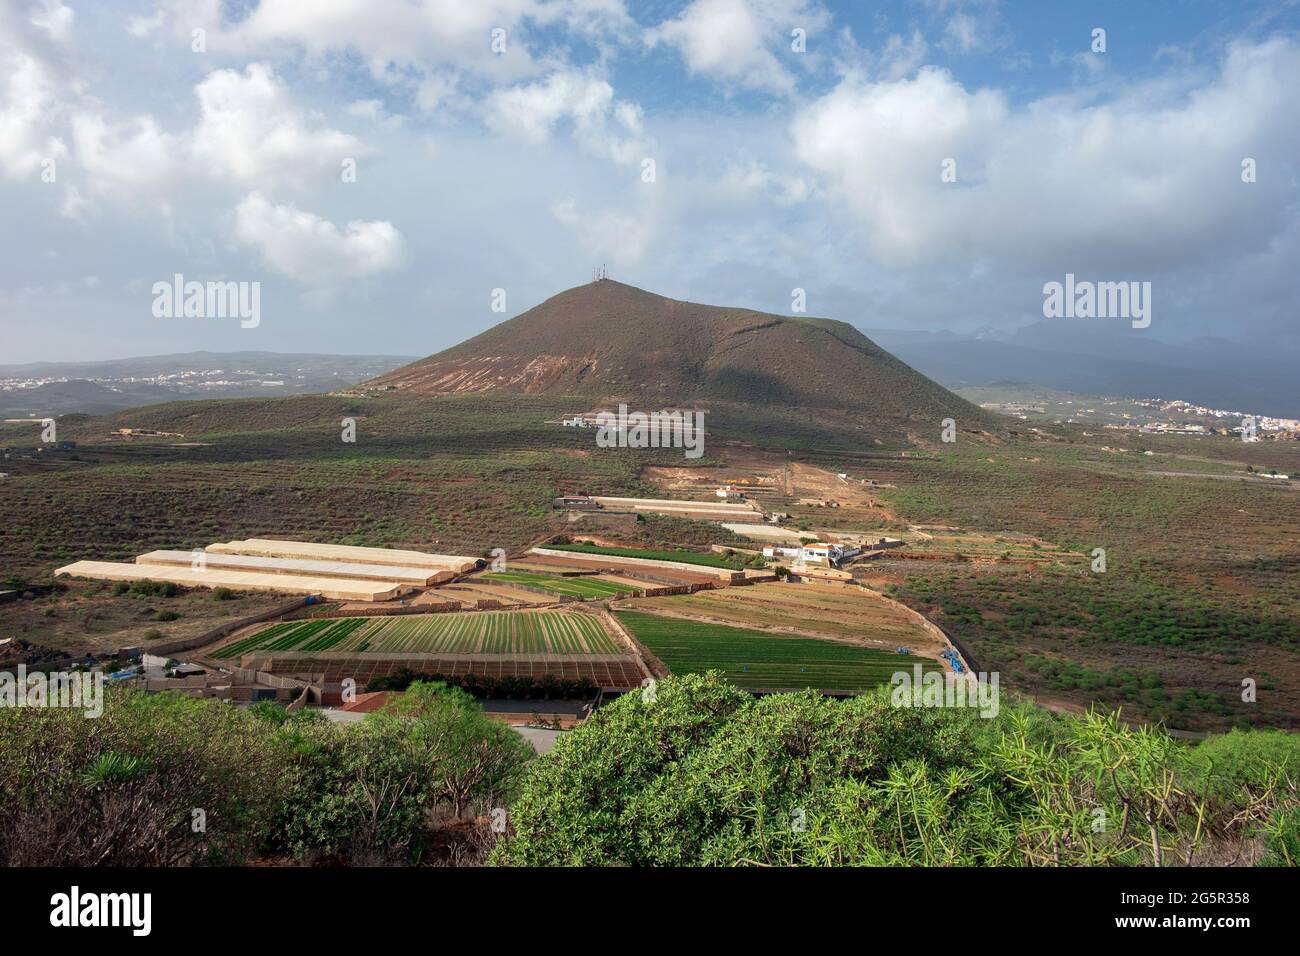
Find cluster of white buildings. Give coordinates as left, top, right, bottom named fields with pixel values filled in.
left=1156, top=400, right=1299, bottom=432
left=761, top=535, right=906, bottom=568
left=761, top=542, right=866, bottom=566
left=1137, top=422, right=1209, bottom=435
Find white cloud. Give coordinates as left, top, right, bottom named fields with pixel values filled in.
left=792, top=39, right=1300, bottom=272
left=415, top=71, right=459, bottom=113
left=233, top=192, right=405, bottom=283
left=64, top=63, right=366, bottom=204
left=1070, top=50, right=1107, bottom=77
left=234, top=0, right=536, bottom=75
left=0, top=51, right=65, bottom=178
left=155, top=0, right=631, bottom=86
left=346, top=99, right=384, bottom=120
left=646, top=0, right=829, bottom=94
left=944, top=13, right=980, bottom=52
left=29, top=0, right=74, bottom=43
left=71, top=112, right=180, bottom=194
left=924, top=0, right=1007, bottom=56
left=551, top=197, right=654, bottom=262
left=126, top=11, right=164, bottom=38
left=59, top=183, right=87, bottom=221
left=486, top=68, right=649, bottom=164
left=0, top=1, right=75, bottom=179
left=4, top=2, right=1299, bottom=361
left=712, top=157, right=809, bottom=205
left=190, top=64, right=367, bottom=186
left=878, top=30, right=928, bottom=80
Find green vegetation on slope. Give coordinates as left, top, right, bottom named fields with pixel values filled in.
left=0, top=683, right=532, bottom=866
left=0, top=394, right=747, bottom=581
left=493, top=673, right=1299, bottom=867
left=865, top=442, right=1300, bottom=731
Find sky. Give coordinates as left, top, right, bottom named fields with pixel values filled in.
left=1, top=0, right=1298, bottom=363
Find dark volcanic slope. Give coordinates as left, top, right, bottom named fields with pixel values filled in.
left=365, top=281, right=992, bottom=430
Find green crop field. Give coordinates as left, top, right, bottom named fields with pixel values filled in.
left=214, top=610, right=622, bottom=658
left=481, top=570, right=640, bottom=598
left=615, top=610, right=939, bottom=692
left=212, top=618, right=369, bottom=658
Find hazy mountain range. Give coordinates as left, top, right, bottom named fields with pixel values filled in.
left=865, top=321, right=1299, bottom=418
left=0, top=352, right=416, bottom=418
left=4, top=303, right=1294, bottom=422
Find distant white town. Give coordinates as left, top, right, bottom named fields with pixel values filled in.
left=978, top=394, right=1299, bottom=439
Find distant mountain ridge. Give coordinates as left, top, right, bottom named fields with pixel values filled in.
left=0, top=351, right=416, bottom=380
left=0, top=351, right=416, bottom=418
left=866, top=322, right=1299, bottom=418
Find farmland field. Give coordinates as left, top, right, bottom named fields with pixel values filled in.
left=211, top=618, right=369, bottom=658
left=5, top=390, right=1298, bottom=730
left=213, top=609, right=622, bottom=658
left=615, top=609, right=940, bottom=692
left=547, top=543, right=750, bottom=569
left=865, top=440, right=1300, bottom=730
left=480, top=570, right=641, bottom=598
left=617, top=581, right=943, bottom=654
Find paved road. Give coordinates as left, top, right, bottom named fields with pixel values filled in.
left=512, top=726, right=563, bottom=754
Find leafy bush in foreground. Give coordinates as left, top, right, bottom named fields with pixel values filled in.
left=0, top=691, right=281, bottom=866
left=269, top=682, right=533, bottom=863
left=492, top=673, right=1299, bottom=867
left=0, top=683, right=533, bottom=866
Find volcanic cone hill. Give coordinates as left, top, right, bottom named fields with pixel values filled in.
left=363, top=279, right=1003, bottom=445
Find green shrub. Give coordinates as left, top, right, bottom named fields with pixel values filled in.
left=0, top=682, right=533, bottom=867
left=0, top=689, right=283, bottom=866
left=493, top=674, right=1297, bottom=867
left=1183, top=729, right=1300, bottom=803
left=269, top=682, right=532, bottom=863
left=248, top=701, right=289, bottom=726
left=130, top=579, right=180, bottom=598
left=1260, top=807, right=1299, bottom=867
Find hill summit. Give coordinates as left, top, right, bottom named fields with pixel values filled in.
left=364, top=280, right=994, bottom=439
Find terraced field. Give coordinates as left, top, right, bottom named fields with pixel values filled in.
left=617, top=581, right=943, bottom=654
left=212, top=618, right=369, bottom=658
left=616, top=610, right=940, bottom=692
left=214, top=610, right=622, bottom=657
left=480, top=570, right=641, bottom=598
left=547, top=543, right=748, bottom=569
